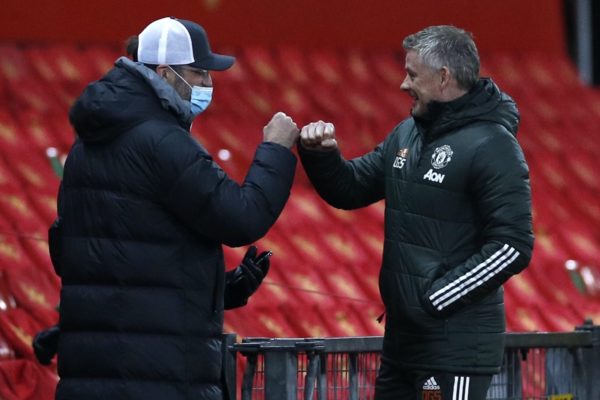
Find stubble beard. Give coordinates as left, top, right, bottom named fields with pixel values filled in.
left=173, top=78, right=192, bottom=102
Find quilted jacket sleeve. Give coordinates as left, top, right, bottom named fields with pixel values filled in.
left=157, top=132, right=297, bottom=247
left=298, top=142, right=386, bottom=210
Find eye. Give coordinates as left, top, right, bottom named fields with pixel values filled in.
left=183, top=67, right=210, bottom=79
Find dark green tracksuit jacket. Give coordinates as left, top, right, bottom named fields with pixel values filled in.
left=299, top=78, right=534, bottom=374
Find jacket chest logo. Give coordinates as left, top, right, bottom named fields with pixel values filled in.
left=423, top=145, right=453, bottom=183
left=431, top=145, right=453, bottom=169
left=392, top=148, right=409, bottom=169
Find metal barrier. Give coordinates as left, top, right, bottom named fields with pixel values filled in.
left=228, top=321, right=600, bottom=400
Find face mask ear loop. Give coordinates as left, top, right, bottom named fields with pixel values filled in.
left=167, top=65, right=193, bottom=90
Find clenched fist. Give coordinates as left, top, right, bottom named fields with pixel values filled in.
left=300, top=120, right=338, bottom=151
left=263, top=112, right=300, bottom=149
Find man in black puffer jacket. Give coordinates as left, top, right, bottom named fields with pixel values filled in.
left=299, top=26, right=534, bottom=400
left=50, top=17, right=299, bottom=400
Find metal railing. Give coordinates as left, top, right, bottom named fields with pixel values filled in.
left=225, top=320, right=600, bottom=400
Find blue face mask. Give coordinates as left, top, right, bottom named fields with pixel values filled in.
left=189, top=86, right=213, bottom=116
left=168, top=66, right=213, bottom=116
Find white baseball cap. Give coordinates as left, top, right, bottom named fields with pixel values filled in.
left=137, top=17, right=235, bottom=70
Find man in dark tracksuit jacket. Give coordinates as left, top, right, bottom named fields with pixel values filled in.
left=299, top=26, right=533, bottom=399
left=50, top=17, right=299, bottom=400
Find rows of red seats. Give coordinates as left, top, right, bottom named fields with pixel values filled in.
left=0, top=44, right=599, bottom=397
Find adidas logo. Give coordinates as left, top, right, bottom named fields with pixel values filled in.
left=423, top=377, right=441, bottom=390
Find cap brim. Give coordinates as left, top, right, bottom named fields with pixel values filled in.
left=190, top=53, right=235, bottom=71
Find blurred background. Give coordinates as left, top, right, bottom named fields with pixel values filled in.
left=0, top=0, right=599, bottom=398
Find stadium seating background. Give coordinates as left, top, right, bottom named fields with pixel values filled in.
left=0, top=1, right=599, bottom=398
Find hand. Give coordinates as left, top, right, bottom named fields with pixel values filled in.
left=234, top=245, right=271, bottom=297
left=224, top=246, right=272, bottom=309
left=263, top=112, right=300, bottom=149
left=32, top=325, right=60, bottom=365
left=300, top=120, right=338, bottom=151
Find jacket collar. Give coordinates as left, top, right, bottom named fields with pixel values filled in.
left=116, top=57, right=195, bottom=128
left=413, top=78, right=518, bottom=142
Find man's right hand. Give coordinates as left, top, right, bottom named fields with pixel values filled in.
left=263, top=112, right=300, bottom=149
left=300, top=120, right=338, bottom=151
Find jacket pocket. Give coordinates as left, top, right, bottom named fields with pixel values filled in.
left=381, top=267, right=447, bottom=336
left=48, top=217, right=62, bottom=276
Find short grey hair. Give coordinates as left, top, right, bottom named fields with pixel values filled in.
left=403, top=25, right=480, bottom=90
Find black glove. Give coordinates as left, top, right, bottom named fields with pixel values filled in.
left=224, top=246, right=271, bottom=309
left=32, top=325, right=60, bottom=365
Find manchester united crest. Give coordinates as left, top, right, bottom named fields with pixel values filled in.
left=431, top=145, right=453, bottom=170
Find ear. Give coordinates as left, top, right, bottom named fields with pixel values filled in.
left=156, top=65, right=169, bottom=79
left=440, top=66, right=451, bottom=89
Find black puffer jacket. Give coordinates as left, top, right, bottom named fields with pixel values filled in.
left=54, top=57, right=296, bottom=399
left=300, top=79, right=533, bottom=374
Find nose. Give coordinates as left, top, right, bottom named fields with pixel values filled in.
left=203, top=73, right=213, bottom=87
left=400, top=74, right=410, bottom=91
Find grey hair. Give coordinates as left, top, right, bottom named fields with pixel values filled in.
left=403, top=25, right=480, bottom=90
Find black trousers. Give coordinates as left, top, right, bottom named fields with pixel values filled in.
left=374, top=357, right=492, bottom=400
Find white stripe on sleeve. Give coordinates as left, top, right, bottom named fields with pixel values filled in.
left=453, top=376, right=459, bottom=400
left=435, top=249, right=519, bottom=311
left=428, top=244, right=520, bottom=311
left=430, top=244, right=509, bottom=302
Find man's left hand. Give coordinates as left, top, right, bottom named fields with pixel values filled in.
left=224, top=246, right=271, bottom=309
